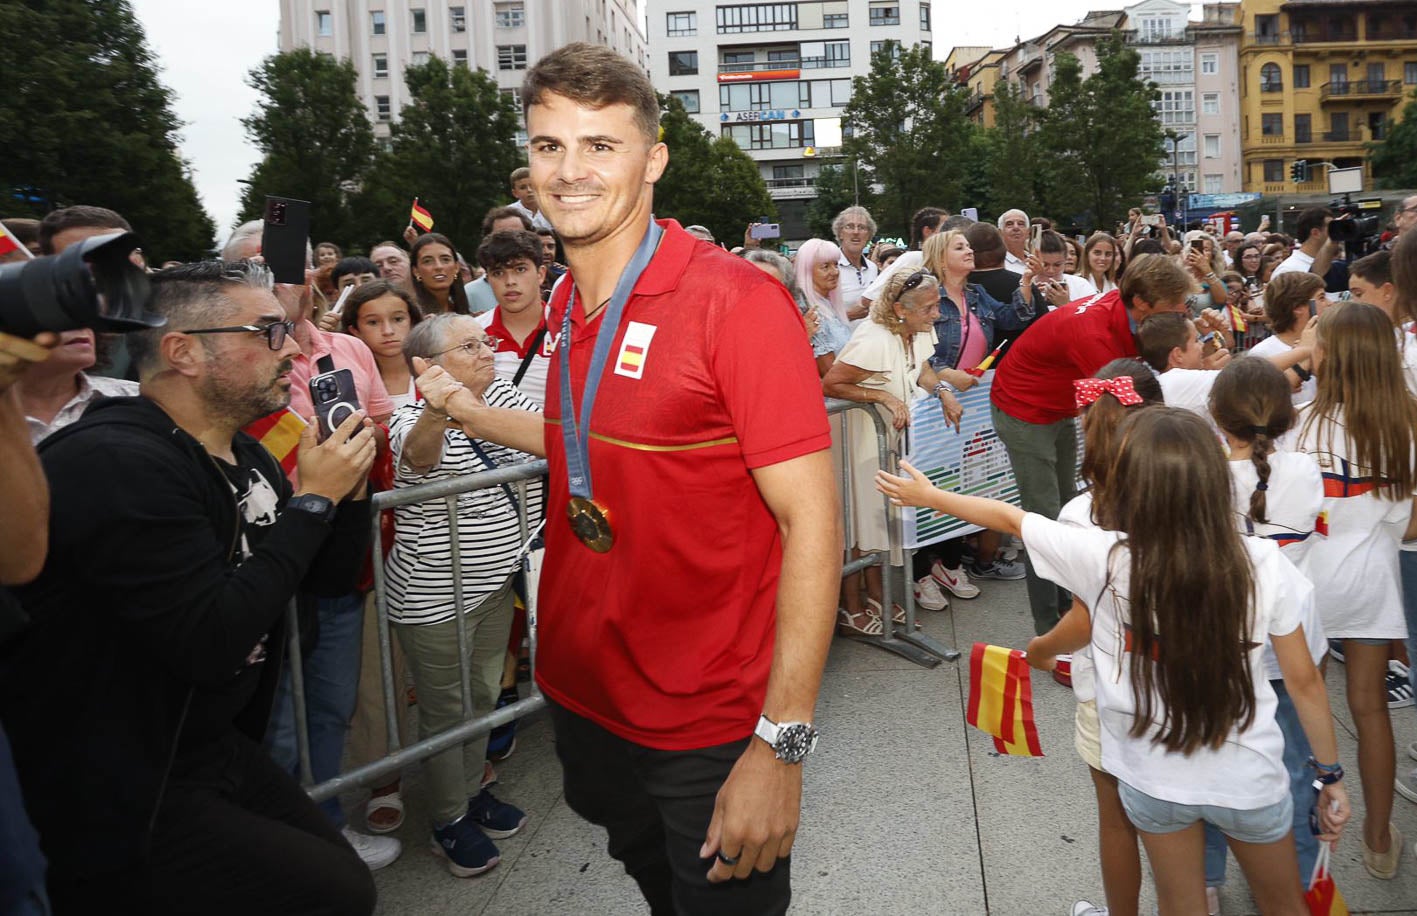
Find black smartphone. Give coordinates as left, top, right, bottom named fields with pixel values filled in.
left=261, top=195, right=312, bottom=284
left=1307, top=298, right=1318, bottom=319
left=309, top=367, right=361, bottom=440
left=1190, top=239, right=1206, bottom=254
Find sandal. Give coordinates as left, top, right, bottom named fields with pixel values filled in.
left=868, top=598, right=921, bottom=631
left=836, top=606, right=883, bottom=637
left=365, top=786, right=405, bottom=835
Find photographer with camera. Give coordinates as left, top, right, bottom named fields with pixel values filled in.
left=0, top=261, right=379, bottom=915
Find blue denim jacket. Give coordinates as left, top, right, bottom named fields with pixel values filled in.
left=929, top=283, right=1035, bottom=371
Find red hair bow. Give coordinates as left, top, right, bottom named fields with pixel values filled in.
left=1074, top=376, right=1143, bottom=409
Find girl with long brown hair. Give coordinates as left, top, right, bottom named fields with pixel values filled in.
left=1286, top=301, right=1417, bottom=878
left=1080, top=233, right=1121, bottom=294
left=878, top=408, right=1349, bottom=913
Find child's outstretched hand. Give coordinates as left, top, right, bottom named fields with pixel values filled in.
left=876, top=459, right=936, bottom=509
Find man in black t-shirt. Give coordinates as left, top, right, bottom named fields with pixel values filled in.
left=966, top=222, right=1029, bottom=363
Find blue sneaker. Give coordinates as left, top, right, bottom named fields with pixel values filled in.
left=431, top=815, right=500, bottom=878
left=466, top=787, right=528, bottom=839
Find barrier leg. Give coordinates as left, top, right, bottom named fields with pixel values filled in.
left=284, top=600, right=315, bottom=786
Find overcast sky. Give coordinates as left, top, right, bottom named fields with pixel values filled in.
left=129, top=0, right=1198, bottom=241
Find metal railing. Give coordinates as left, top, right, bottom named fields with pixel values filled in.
left=289, top=400, right=958, bottom=802
left=1321, top=79, right=1402, bottom=101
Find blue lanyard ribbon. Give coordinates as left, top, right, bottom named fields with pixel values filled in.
left=559, top=219, right=664, bottom=500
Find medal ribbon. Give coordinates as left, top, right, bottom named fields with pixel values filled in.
left=559, top=218, right=664, bottom=500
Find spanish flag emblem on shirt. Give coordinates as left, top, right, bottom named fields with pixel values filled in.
left=966, top=643, right=1044, bottom=757
left=410, top=197, right=435, bottom=233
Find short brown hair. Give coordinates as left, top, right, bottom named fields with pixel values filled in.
left=1263, top=271, right=1323, bottom=333
left=1137, top=312, right=1193, bottom=373
left=509, top=166, right=531, bottom=185
left=38, top=205, right=131, bottom=255
left=522, top=43, right=660, bottom=143
left=1118, top=253, right=1195, bottom=311
left=482, top=205, right=533, bottom=237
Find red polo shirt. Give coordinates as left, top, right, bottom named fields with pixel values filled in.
left=991, top=290, right=1139, bottom=425
left=536, top=219, right=832, bottom=750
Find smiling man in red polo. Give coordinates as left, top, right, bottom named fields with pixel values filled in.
left=990, top=254, right=1194, bottom=636
left=419, top=43, right=841, bottom=915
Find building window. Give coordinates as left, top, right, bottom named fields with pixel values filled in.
left=869, top=41, right=900, bottom=62
left=1200, top=53, right=1217, bottom=75
left=1293, top=65, right=1310, bottom=88
left=1295, top=113, right=1312, bottom=143
left=869, top=3, right=901, bottom=26
left=773, top=164, right=805, bottom=180
left=671, top=90, right=700, bottom=113
left=1368, top=62, right=1386, bottom=85
left=500, top=87, right=522, bottom=108
left=1406, top=62, right=1417, bottom=85
left=1261, top=113, right=1283, bottom=136
left=498, top=45, right=528, bottom=70
left=716, top=3, right=799, bottom=33
left=1254, top=14, right=1280, bottom=41
left=920, top=3, right=931, bottom=31
left=802, top=40, right=850, bottom=69
left=1201, top=92, right=1219, bottom=115
left=412, top=8, right=426, bottom=33
left=1329, top=64, right=1348, bottom=86
left=452, top=49, right=468, bottom=67
left=1155, top=89, right=1194, bottom=124
left=666, top=11, right=696, bottom=36
left=495, top=2, right=525, bottom=28
left=1138, top=16, right=1178, bottom=42
left=723, top=119, right=815, bottom=150
left=669, top=50, right=698, bottom=75
left=1204, top=174, right=1223, bottom=193
left=412, top=51, right=429, bottom=66
left=1263, top=159, right=1284, bottom=183
left=824, top=12, right=848, bottom=27
left=316, top=10, right=332, bottom=36
left=373, top=53, right=389, bottom=78
left=1259, top=63, right=1282, bottom=92
left=371, top=10, right=385, bottom=34
left=375, top=95, right=391, bottom=121
left=451, top=6, right=466, bottom=32
left=1203, top=134, right=1220, bottom=158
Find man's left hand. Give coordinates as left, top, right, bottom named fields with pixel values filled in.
left=700, top=739, right=802, bottom=883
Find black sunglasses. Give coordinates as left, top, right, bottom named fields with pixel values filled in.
left=183, top=319, right=297, bottom=351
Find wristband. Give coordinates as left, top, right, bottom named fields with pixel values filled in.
left=934, top=379, right=957, bottom=396
left=1292, top=365, right=1312, bottom=383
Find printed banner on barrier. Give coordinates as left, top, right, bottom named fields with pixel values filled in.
left=901, top=372, right=1019, bottom=549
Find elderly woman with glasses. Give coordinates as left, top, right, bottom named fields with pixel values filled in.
left=383, top=312, right=543, bottom=877
left=823, top=269, right=964, bottom=636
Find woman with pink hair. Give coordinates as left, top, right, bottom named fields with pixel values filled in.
left=795, top=238, right=852, bottom=376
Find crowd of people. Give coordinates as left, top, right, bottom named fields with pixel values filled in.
left=3, top=37, right=1417, bottom=916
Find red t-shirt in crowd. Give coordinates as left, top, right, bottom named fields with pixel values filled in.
left=536, top=219, right=832, bottom=751
left=990, top=289, right=1138, bottom=425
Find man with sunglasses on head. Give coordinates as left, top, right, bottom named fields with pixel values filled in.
left=0, top=261, right=381, bottom=915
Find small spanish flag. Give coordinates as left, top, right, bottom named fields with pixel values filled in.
left=966, top=339, right=1008, bottom=377
left=1228, top=301, right=1248, bottom=333
left=966, top=642, right=1044, bottom=757
left=244, top=408, right=307, bottom=478
left=618, top=343, right=645, bottom=374
left=0, top=221, right=32, bottom=260
left=1315, top=510, right=1329, bottom=537
left=410, top=197, right=435, bottom=233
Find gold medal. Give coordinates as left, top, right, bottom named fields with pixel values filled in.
left=567, top=496, right=614, bottom=552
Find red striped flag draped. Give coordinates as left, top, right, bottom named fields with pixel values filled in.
left=244, top=408, right=306, bottom=476
left=966, top=643, right=1044, bottom=757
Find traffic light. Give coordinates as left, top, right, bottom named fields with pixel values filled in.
left=1290, top=160, right=1310, bottom=183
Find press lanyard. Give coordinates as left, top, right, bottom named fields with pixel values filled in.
left=558, top=219, right=664, bottom=500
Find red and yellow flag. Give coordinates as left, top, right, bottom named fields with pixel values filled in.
left=966, top=642, right=1044, bottom=757
left=0, top=222, right=32, bottom=260
left=1228, top=300, right=1248, bottom=333
left=410, top=198, right=435, bottom=233
left=244, top=408, right=306, bottom=477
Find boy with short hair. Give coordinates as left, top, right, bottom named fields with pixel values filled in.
left=475, top=230, right=552, bottom=408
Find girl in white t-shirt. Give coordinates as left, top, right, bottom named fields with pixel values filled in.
left=342, top=280, right=424, bottom=410
left=1037, top=358, right=1161, bottom=916
left=879, top=408, right=1350, bottom=913
left=1204, top=357, right=1329, bottom=897
left=1283, top=301, right=1417, bottom=878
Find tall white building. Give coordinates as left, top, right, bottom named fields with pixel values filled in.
left=280, top=0, right=648, bottom=142
left=649, top=1, right=933, bottom=237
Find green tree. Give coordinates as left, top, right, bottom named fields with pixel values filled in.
left=652, top=95, right=775, bottom=245
left=357, top=56, right=522, bottom=253
left=979, top=81, right=1043, bottom=220
left=805, top=162, right=871, bottom=240
left=841, top=42, right=974, bottom=239
left=238, top=49, right=376, bottom=248
left=0, top=0, right=214, bottom=260
left=1037, top=35, right=1165, bottom=228
left=1370, top=88, right=1417, bottom=189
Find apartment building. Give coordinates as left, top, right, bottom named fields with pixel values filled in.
left=1238, top=0, right=1417, bottom=195
left=943, top=46, right=1006, bottom=128
left=649, top=0, right=933, bottom=238
left=279, top=0, right=648, bottom=142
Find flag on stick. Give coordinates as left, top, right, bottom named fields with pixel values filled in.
left=409, top=198, right=435, bottom=233
left=966, top=642, right=1044, bottom=756
left=244, top=408, right=307, bottom=477
left=0, top=222, right=34, bottom=260
left=965, top=339, right=1008, bottom=377
left=1228, top=301, right=1248, bottom=333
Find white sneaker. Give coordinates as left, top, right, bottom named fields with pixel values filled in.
left=913, top=575, right=949, bottom=611
left=1071, top=902, right=1107, bottom=916
left=930, top=560, right=981, bottom=599
left=1409, top=740, right=1417, bottom=762
left=1396, top=765, right=1417, bottom=804
left=342, top=826, right=402, bottom=871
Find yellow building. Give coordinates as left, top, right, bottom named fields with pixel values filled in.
left=1239, top=0, right=1417, bottom=194
left=944, top=46, right=1007, bottom=128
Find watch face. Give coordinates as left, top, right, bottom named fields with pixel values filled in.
left=776, top=724, right=819, bottom=763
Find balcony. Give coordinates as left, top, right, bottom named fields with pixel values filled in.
left=1291, top=25, right=1359, bottom=45
left=1127, top=31, right=1188, bottom=45
left=1320, top=80, right=1403, bottom=103
left=965, top=90, right=985, bottom=114
left=1260, top=134, right=1288, bottom=145
left=1249, top=32, right=1289, bottom=46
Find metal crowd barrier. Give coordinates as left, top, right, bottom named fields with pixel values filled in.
left=288, top=399, right=958, bottom=801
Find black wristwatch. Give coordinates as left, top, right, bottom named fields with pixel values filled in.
left=1292, top=364, right=1312, bottom=383
left=286, top=493, right=337, bottom=523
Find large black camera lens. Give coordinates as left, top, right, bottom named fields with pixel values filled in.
left=1328, top=219, right=1360, bottom=243
left=0, top=231, right=165, bottom=337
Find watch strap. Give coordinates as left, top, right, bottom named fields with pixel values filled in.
left=287, top=493, right=337, bottom=523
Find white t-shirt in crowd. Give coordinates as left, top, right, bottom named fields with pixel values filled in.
left=1227, top=451, right=1327, bottom=679
left=1270, top=249, right=1314, bottom=278
left=1005, top=251, right=1027, bottom=273
left=837, top=252, right=879, bottom=320
left=861, top=251, right=923, bottom=304
left=1245, top=335, right=1315, bottom=406
left=1061, top=274, right=1099, bottom=301
left=1057, top=492, right=1099, bottom=704
left=1158, top=368, right=1219, bottom=421
left=1022, top=511, right=1305, bottom=810
left=386, top=376, right=416, bottom=411
left=1282, top=406, right=1413, bottom=639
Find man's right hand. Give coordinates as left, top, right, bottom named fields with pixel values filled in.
left=295, top=411, right=377, bottom=501
left=0, top=332, right=58, bottom=391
